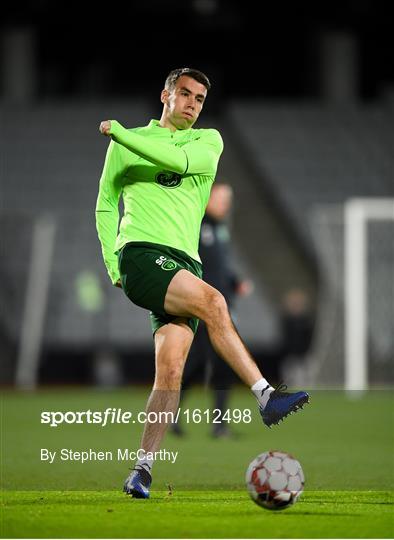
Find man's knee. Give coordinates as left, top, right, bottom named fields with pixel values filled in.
left=155, top=354, right=185, bottom=389
left=200, top=288, right=229, bottom=323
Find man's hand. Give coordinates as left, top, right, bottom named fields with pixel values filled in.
left=99, top=120, right=112, bottom=136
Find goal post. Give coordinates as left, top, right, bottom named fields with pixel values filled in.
left=344, top=198, right=394, bottom=392
left=15, top=215, right=56, bottom=388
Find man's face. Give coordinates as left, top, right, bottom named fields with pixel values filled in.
left=161, top=75, right=207, bottom=130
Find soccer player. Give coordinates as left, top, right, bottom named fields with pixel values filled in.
left=96, top=67, right=309, bottom=499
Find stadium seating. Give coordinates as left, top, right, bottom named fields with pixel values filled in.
left=228, top=101, right=394, bottom=384
left=229, top=101, right=393, bottom=248
left=1, top=102, right=156, bottom=350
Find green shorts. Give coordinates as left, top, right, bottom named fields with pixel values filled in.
left=118, top=241, right=203, bottom=335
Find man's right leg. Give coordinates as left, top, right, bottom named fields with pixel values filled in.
left=171, top=325, right=207, bottom=436
left=123, top=318, right=194, bottom=498
left=140, top=319, right=193, bottom=453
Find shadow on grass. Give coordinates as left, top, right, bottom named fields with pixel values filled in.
left=301, top=500, right=394, bottom=506
left=286, top=511, right=363, bottom=517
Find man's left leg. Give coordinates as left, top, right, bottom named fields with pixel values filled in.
left=209, top=322, right=238, bottom=438
left=164, top=270, right=310, bottom=428
left=123, top=318, right=194, bottom=498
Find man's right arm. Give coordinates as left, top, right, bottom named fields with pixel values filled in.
left=95, top=141, right=123, bottom=285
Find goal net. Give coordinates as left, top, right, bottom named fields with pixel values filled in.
left=308, top=198, right=394, bottom=390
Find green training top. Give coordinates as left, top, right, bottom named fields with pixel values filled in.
left=95, top=119, right=224, bottom=284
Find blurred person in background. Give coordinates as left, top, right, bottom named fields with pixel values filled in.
left=96, top=67, right=309, bottom=500
left=172, top=182, right=253, bottom=438
left=74, top=269, right=124, bottom=388
left=278, top=288, right=314, bottom=388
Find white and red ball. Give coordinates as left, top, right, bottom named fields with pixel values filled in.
left=245, top=451, right=304, bottom=510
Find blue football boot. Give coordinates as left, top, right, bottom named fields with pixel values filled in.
left=260, top=383, right=310, bottom=427
left=123, top=466, right=152, bottom=498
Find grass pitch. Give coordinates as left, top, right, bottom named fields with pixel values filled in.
left=1, top=386, right=393, bottom=538
left=3, top=490, right=393, bottom=539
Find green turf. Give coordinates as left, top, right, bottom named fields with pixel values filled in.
left=1, top=386, right=393, bottom=537
left=2, top=490, right=393, bottom=538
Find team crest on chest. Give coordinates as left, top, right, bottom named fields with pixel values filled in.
left=156, top=171, right=183, bottom=188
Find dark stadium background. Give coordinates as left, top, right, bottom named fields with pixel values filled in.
left=1, top=0, right=393, bottom=388
left=2, top=1, right=393, bottom=100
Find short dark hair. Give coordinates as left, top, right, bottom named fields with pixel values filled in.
left=165, top=68, right=211, bottom=92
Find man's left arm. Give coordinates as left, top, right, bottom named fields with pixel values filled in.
left=99, top=120, right=223, bottom=176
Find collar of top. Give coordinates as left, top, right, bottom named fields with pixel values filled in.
left=148, top=119, right=192, bottom=135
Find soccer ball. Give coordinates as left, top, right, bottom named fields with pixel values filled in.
left=245, top=451, right=304, bottom=510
